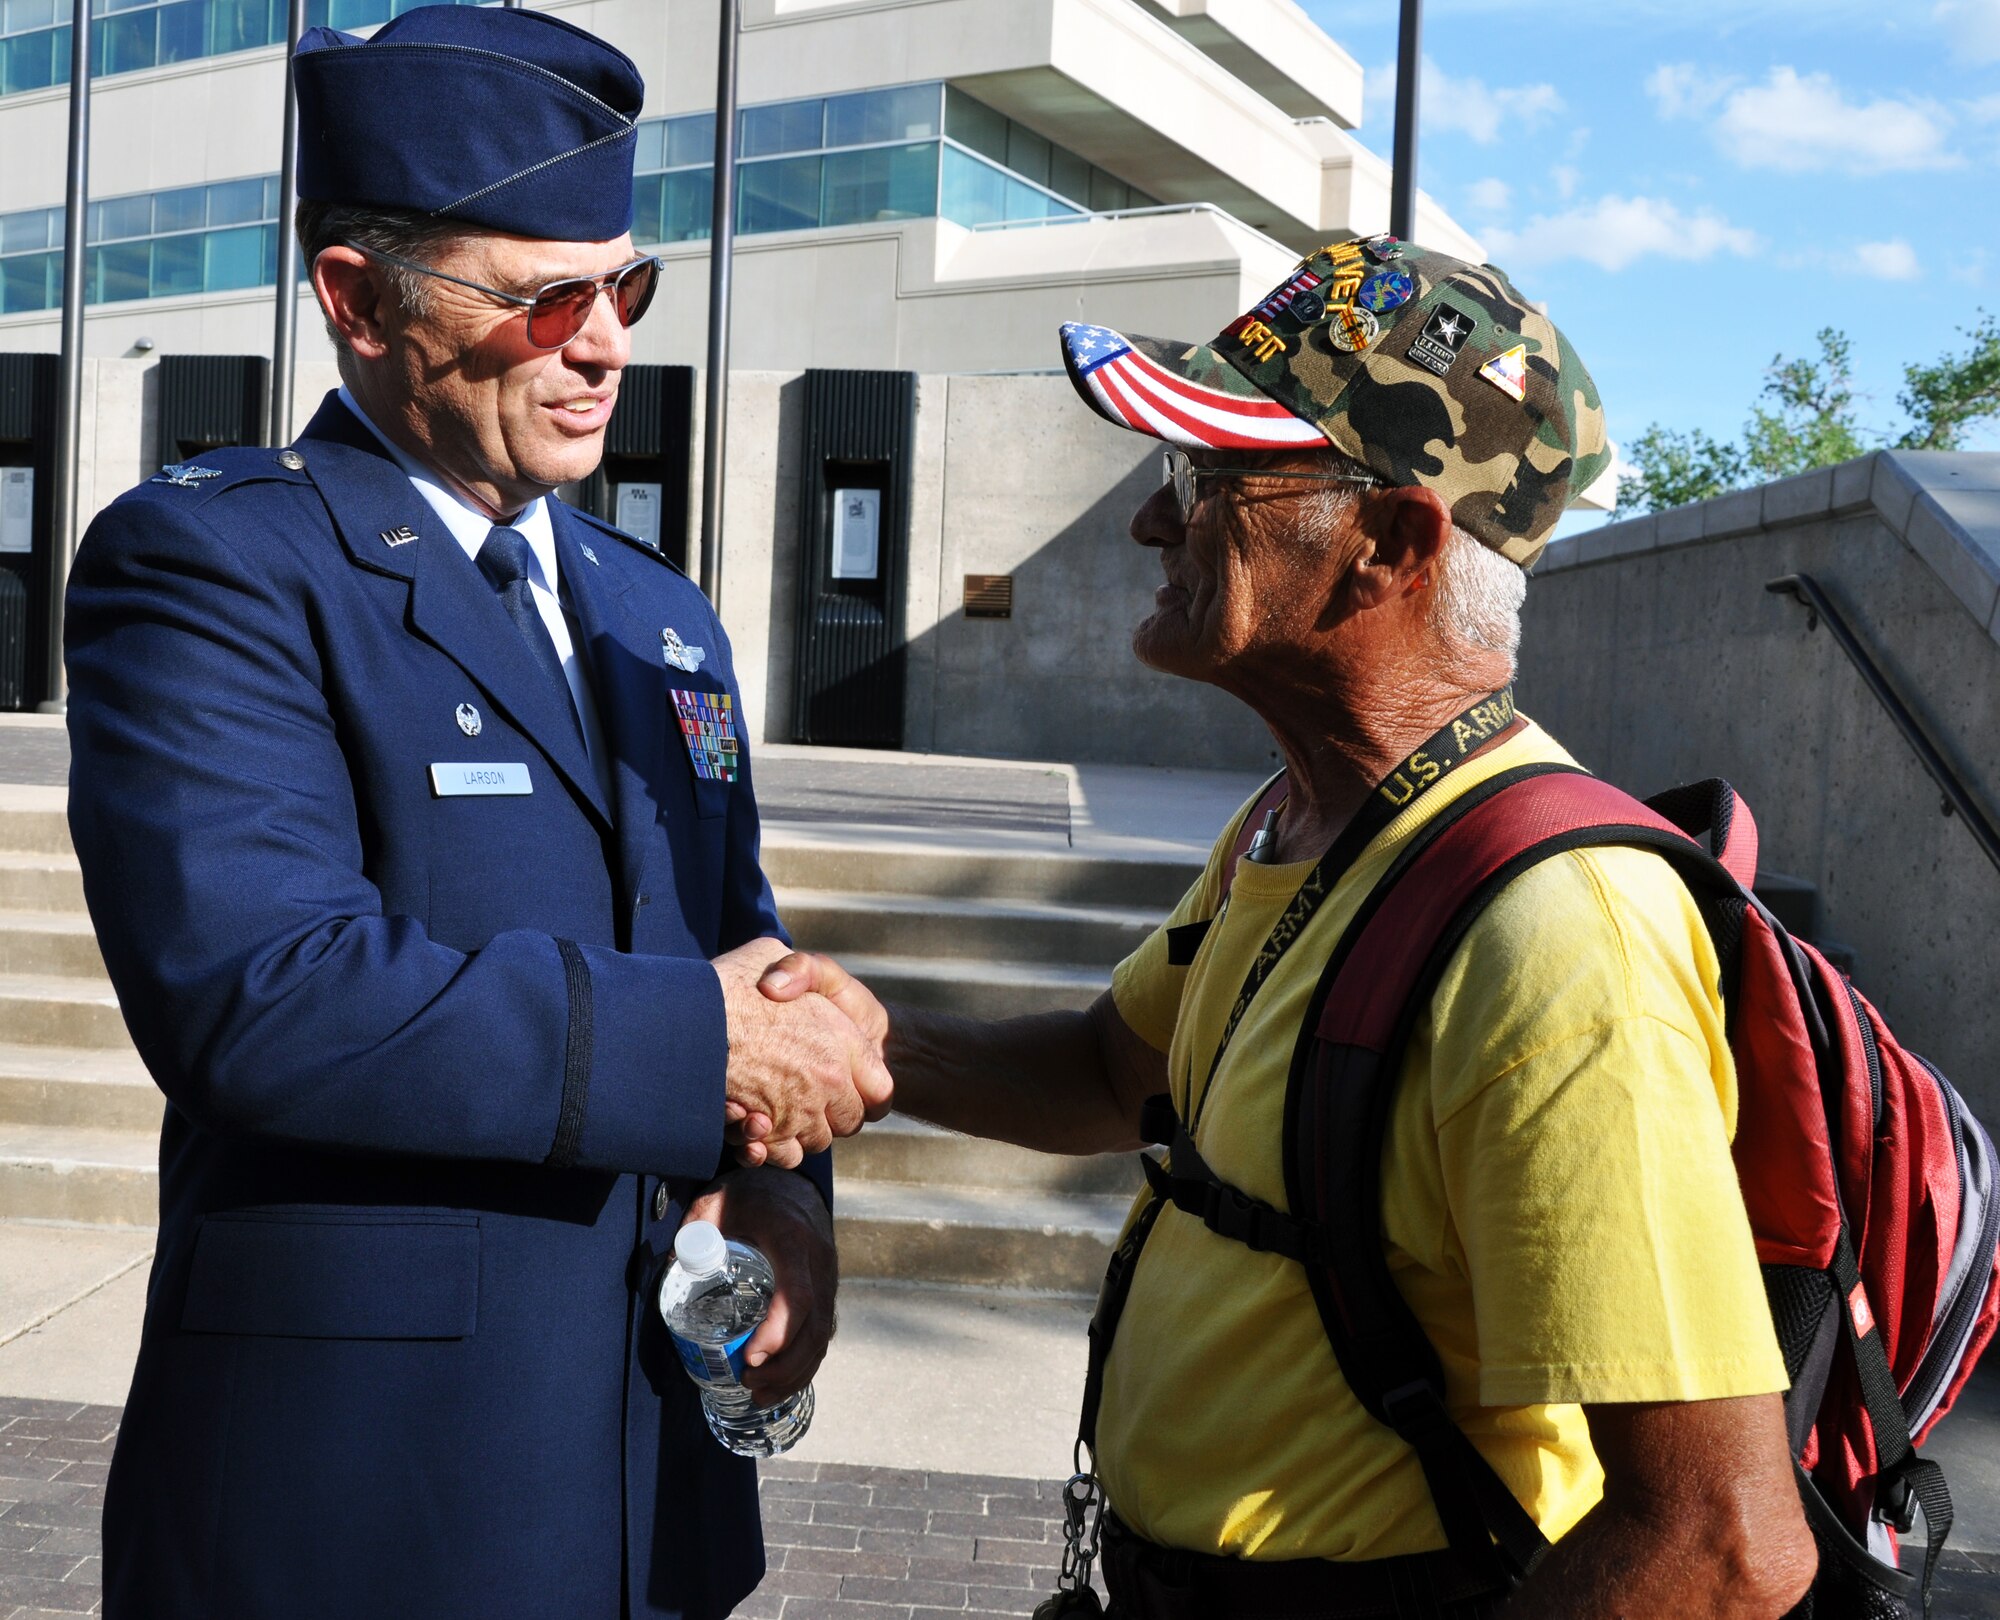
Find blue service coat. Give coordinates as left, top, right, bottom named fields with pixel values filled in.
left=65, top=393, right=819, bottom=1620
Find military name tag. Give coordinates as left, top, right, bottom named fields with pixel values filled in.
left=429, top=762, right=533, bottom=797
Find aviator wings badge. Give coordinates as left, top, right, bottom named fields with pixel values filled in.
left=151, top=463, right=222, bottom=489
left=661, top=627, right=707, bottom=673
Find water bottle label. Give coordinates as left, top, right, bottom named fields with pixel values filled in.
left=671, top=1326, right=754, bottom=1385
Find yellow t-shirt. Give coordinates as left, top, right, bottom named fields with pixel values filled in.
left=1102, top=718, right=1787, bottom=1563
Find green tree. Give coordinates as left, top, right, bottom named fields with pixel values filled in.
left=1741, top=327, right=1870, bottom=480
left=1897, top=311, right=2000, bottom=452
left=1612, top=424, right=1745, bottom=518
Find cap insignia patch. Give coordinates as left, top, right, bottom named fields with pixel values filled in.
left=1357, top=269, right=1415, bottom=316
left=1327, top=305, right=1380, bottom=354
left=1407, top=304, right=1474, bottom=377
left=1478, top=344, right=1530, bottom=403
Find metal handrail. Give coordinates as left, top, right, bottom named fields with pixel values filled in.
left=1767, top=573, right=2000, bottom=875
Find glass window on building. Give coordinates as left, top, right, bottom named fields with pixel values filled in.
left=938, top=144, right=1008, bottom=228
left=665, top=112, right=714, bottom=169
left=662, top=169, right=713, bottom=241
left=740, top=97, right=823, bottom=159
left=0, top=251, right=54, bottom=315
left=202, top=222, right=265, bottom=292
left=737, top=154, right=822, bottom=235
left=943, top=85, right=1008, bottom=167
left=92, top=240, right=151, bottom=303
left=824, top=82, right=941, bottom=148
left=821, top=142, right=938, bottom=228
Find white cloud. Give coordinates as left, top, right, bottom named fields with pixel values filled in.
left=1551, top=164, right=1581, bottom=200
left=1652, top=65, right=1958, bottom=174
left=1368, top=56, right=1565, bottom=145
left=1935, top=0, right=2000, bottom=62
left=1465, top=177, right=1512, bottom=214
left=1645, top=63, right=1735, bottom=120
left=1483, top=194, right=1760, bottom=272
left=1853, top=239, right=1921, bottom=280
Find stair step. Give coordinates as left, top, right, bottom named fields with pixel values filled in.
left=779, top=889, right=1158, bottom=967
left=0, top=1122, right=157, bottom=1228
left=836, top=1114, right=1141, bottom=1197
left=833, top=1180, right=1129, bottom=1295
left=0, top=851, right=87, bottom=913
left=0, top=805, right=74, bottom=857
left=822, top=953, right=1108, bottom=1019
left=763, top=840, right=1199, bottom=911
left=0, top=910, right=108, bottom=978
left=0, top=1043, right=161, bottom=1131
left=0, top=973, right=134, bottom=1050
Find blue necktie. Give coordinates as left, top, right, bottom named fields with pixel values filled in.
left=476, top=525, right=581, bottom=738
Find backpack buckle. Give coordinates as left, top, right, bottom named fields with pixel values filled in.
left=1875, top=1470, right=1918, bottom=1535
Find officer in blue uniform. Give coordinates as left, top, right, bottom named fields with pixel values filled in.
left=63, top=8, right=889, bottom=1616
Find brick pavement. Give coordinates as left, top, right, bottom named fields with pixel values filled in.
left=4, top=1396, right=1998, bottom=1617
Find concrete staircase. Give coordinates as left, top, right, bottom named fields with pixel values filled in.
left=0, top=801, right=1183, bottom=1296
left=0, top=800, right=161, bottom=1233
left=767, top=842, right=1196, bottom=1295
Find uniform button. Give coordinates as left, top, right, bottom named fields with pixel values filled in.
left=653, top=1183, right=670, bottom=1221
left=277, top=449, right=305, bottom=471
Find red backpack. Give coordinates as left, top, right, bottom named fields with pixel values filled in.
left=1136, top=765, right=1999, bottom=1616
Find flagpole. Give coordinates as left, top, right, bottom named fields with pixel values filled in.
left=1390, top=0, right=1422, bottom=241
left=697, top=0, right=740, bottom=609
left=39, top=0, right=92, bottom=713
left=267, top=0, right=307, bottom=448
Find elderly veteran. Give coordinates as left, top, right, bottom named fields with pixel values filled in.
left=66, top=8, right=888, bottom=1617
left=758, top=240, right=1816, bottom=1618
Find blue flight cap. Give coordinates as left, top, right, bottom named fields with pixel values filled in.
left=293, top=5, right=644, bottom=242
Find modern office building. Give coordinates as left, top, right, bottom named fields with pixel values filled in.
left=0, top=0, right=1479, bottom=371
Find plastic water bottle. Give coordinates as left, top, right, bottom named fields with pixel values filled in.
left=658, top=1220, right=815, bottom=1457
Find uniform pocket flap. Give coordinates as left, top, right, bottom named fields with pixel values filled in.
left=180, top=1210, right=480, bottom=1340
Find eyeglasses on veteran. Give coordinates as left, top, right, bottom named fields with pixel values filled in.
left=343, top=243, right=664, bottom=350
left=1162, top=448, right=1382, bottom=527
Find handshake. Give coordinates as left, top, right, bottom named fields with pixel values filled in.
left=715, top=937, right=893, bottom=1168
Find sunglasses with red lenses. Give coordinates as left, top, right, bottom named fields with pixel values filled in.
left=345, top=244, right=662, bottom=350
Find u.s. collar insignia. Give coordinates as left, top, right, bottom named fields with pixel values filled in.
left=661, top=627, right=707, bottom=673
left=579, top=545, right=600, bottom=566
left=379, top=525, right=419, bottom=548
left=151, top=463, right=220, bottom=489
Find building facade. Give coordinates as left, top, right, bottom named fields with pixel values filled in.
left=0, top=0, right=1479, bottom=371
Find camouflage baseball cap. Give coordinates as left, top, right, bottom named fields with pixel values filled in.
left=1057, top=235, right=1610, bottom=567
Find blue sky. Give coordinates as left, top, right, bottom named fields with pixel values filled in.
left=1300, top=0, right=2000, bottom=523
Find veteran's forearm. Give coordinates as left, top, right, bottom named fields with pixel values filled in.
left=885, top=992, right=1153, bottom=1156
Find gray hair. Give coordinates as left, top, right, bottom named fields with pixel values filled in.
left=296, top=200, right=467, bottom=368
left=1431, top=526, right=1526, bottom=674
left=1299, top=459, right=1526, bottom=677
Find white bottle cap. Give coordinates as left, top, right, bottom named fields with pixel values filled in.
left=674, top=1220, right=728, bottom=1278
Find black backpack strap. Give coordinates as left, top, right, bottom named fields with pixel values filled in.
left=1281, top=763, right=1731, bottom=1584
left=1828, top=1224, right=1953, bottom=1612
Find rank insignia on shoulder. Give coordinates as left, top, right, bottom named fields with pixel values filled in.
left=1478, top=343, right=1530, bottom=402
left=380, top=525, right=419, bottom=548
left=151, top=463, right=221, bottom=489
left=661, top=626, right=707, bottom=673
left=671, top=688, right=738, bottom=783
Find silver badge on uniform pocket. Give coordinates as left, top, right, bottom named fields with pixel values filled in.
left=455, top=703, right=482, bottom=737
left=661, top=626, right=707, bottom=673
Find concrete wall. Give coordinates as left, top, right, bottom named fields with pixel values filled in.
left=1522, top=453, right=2000, bottom=1123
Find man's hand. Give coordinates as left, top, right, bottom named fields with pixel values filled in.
left=715, top=937, right=892, bottom=1169
left=684, top=1168, right=837, bottom=1406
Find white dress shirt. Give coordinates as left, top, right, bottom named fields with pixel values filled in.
left=336, top=388, right=614, bottom=806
